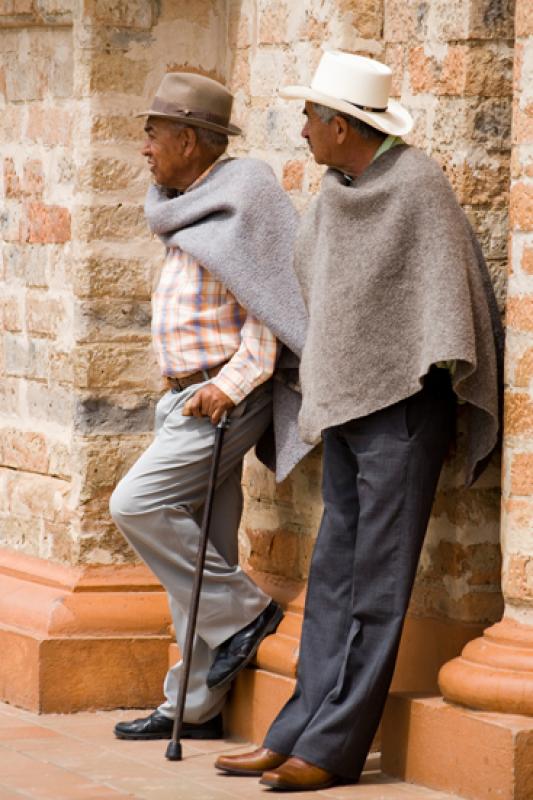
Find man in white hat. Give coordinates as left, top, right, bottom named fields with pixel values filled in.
left=110, top=72, right=310, bottom=742
left=215, top=51, right=502, bottom=789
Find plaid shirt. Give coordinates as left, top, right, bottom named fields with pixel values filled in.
left=151, top=162, right=277, bottom=405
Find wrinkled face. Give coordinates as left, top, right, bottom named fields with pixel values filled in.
left=301, top=101, right=337, bottom=165
left=141, top=116, right=188, bottom=188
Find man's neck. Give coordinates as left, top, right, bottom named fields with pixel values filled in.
left=172, top=154, right=223, bottom=193
left=335, top=136, right=385, bottom=180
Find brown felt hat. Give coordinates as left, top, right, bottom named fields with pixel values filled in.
left=136, top=72, right=241, bottom=136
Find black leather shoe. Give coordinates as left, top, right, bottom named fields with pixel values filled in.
left=114, top=709, right=223, bottom=740
left=206, top=600, right=283, bottom=690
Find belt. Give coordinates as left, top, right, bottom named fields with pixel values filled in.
left=164, top=362, right=227, bottom=392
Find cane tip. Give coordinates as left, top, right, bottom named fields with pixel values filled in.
left=165, top=741, right=183, bottom=761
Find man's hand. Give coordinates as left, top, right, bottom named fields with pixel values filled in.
left=182, top=384, right=235, bottom=425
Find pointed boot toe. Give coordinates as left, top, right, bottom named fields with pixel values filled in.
left=215, top=747, right=286, bottom=776
left=260, top=756, right=339, bottom=791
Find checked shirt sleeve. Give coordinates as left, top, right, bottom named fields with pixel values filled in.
left=212, top=313, right=277, bottom=405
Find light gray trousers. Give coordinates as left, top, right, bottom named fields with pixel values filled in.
left=109, top=380, right=273, bottom=723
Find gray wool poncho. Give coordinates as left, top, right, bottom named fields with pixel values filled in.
left=296, top=145, right=503, bottom=486
left=144, top=157, right=313, bottom=482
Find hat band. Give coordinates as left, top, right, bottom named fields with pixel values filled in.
left=347, top=99, right=388, bottom=113
left=150, top=97, right=230, bottom=127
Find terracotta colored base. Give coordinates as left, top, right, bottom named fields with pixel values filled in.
left=224, top=594, right=303, bottom=743
left=439, top=618, right=533, bottom=714
left=226, top=667, right=295, bottom=743
left=0, top=544, right=484, bottom=722
left=382, top=693, right=533, bottom=800
left=0, top=548, right=172, bottom=712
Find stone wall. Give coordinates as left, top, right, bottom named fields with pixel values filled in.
left=381, top=0, right=513, bottom=626
left=234, top=0, right=512, bottom=628
left=66, top=1, right=233, bottom=565
left=0, top=0, right=514, bottom=630
left=502, top=0, right=533, bottom=622
left=1, top=2, right=76, bottom=562
left=0, top=1, right=229, bottom=566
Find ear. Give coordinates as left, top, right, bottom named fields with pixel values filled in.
left=333, top=115, right=349, bottom=144
left=182, top=127, right=198, bottom=157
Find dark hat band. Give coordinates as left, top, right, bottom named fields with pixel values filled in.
left=347, top=100, right=388, bottom=113
left=150, top=96, right=230, bottom=126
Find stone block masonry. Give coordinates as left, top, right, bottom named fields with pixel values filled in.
left=0, top=13, right=76, bottom=564
left=228, top=0, right=510, bottom=629
left=385, top=4, right=533, bottom=798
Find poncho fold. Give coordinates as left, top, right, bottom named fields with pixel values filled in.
left=296, top=145, right=503, bottom=485
left=145, top=157, right=313, bottom=482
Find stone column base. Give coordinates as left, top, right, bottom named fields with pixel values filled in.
left=0, top=549, right=172, bottom=712
left=382, top=693, right=533, bottom=800
left=438, top=618, right=533, bottom=714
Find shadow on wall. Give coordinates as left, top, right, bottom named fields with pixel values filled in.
left=141, top=1, right=244, bottom=103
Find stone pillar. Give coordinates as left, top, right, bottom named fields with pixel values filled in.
left=0, top=0, right=169, bottom=713
left=382, top=2, right=533, bottom=798
left=438, top=0, right=533, bottom=717
left=0, top=0, right=230, bottom=712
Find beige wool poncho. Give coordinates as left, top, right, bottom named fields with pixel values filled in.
left=296, top=145, right=503, bottom=485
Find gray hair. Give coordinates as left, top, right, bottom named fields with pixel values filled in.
left=170, top=120, right=229, bottom=153
left=312, top=102, right=385, bottom=141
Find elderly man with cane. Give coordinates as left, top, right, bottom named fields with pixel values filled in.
left=215, top=51, right=503, bottom=791
left=110, top=72, right=309, bottom=743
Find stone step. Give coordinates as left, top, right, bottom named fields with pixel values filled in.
left=382, top=692, right=533, bottom=800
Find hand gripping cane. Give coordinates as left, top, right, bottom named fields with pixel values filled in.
left=166, top=411, right=229, bottom=761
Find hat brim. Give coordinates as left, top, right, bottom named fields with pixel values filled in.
left=135, top=110, right=241, bottom=137
left=279, top=85, right=413, bottom=137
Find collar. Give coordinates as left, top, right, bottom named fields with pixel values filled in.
left=371, top=134, right=404, bottom=163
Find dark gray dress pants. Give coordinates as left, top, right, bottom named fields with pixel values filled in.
left=264, top=368, right=455, bottom=781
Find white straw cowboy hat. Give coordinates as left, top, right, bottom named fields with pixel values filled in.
left=137, top=72, right=241, bottom=136
left=280, top=51, right=413, bottom=137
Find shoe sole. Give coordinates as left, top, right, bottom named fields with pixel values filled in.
left=114, top=731, right=172, bottom=741
left=260, top=776, right=337, bottom=791
left=216, top=766, right=264, bottom=777
left=207, top=606, right=284, bottom=690
left=114, top=730, right=222, bottom=741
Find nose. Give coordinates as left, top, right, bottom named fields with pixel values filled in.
left=141, top=139, right=151, bottom=157
left=301, top=121, right=309, bottom=140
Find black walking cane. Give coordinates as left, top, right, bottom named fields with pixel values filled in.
left=166, top=410, right=229, bottom=761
